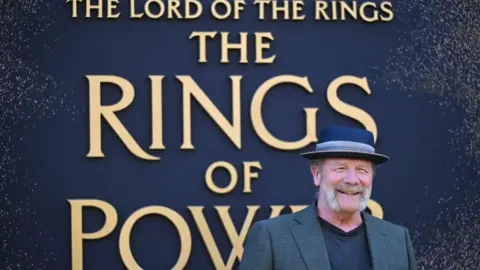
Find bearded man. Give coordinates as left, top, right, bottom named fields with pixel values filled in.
left=239, top=126, right=417, bottom=270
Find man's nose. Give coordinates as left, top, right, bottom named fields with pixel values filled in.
left=343, top=168, right=359, bottom=184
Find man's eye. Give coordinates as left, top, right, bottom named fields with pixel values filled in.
left=335, top=167, right=346, bottom=171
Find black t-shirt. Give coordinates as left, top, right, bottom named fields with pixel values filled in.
left=318, top=217, right=372, bottom=270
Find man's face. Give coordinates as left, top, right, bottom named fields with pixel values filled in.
left=313, top=158, right=374, bottom=213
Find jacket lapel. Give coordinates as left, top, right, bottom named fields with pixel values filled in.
left=362, top=212, right=393, bottom=270
left=289, top=204, right=331, bottom=270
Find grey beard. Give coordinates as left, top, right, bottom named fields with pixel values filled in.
left=323, top=186, right=372, bottom=213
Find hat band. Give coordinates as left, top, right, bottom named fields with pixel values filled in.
left=315, top=140, right=375, bottom=153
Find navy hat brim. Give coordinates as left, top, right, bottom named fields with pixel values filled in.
left=300, top=150, right=390, bottom=165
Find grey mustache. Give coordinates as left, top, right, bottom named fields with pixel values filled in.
left=335, top=183, right=365, bottom=193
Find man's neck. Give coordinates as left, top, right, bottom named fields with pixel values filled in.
left=316, top=200, right=363, bottom=232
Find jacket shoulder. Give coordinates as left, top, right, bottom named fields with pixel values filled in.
left=240, top=212, right=302, bottom=269
left=364, top=212, right=410, bottom=234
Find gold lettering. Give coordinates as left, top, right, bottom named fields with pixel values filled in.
left=86, top=75, right=159, bottom=160
left=254, top=32, right=276, bottom=64
left=177, top=75, right=242, bottom=149
left=269, top=205, right=286, bottom=217
left=119, top=206, right=192, bottom=270
left=190, top=206, right=258, bottom=269
left=242, top=161, right=262, bottom=193
left=367, top=199, right=384, bottom=219
left=185, top=0, right=203, bottom=19
left=326, top=75, right=378, bottom=143
left=221, top=32, right=248, bottom=64
left=205, top=161, right=239, bottom=194
left=253, top=0, right=269, bottom=20
left=107, top=0, right=120, bottom=18
left=66, top=0, right=82, bottom=18
left=233, top=0, right=246, bottom=19
left=86, top=0, right=103, bottom=18
left=340, top=1, right=357, bottom=20
left=331, top=0, right=338, bottom=20
left=145, top=0, right=166, bottom=19
left=168, top=0, right=182, bottom=18
left=150, top=76, right=165, bottom=149
left=272, top=0, right=289, bottom=20
left=359, top=2, right=378, bottom=23
left=315, top=1, right=330, bottom=20
left=189, top=31, right=217, bottom=63
left=292, top=0, right=305, bottom=20
left=251, top=75, right=318, bottom=150
left=130, top=0, right=143, bottom=18
left=68, top=199, right=118, bottom=270
left=189, top=205, right=286, bottom=269
left=289, top=205, right=309, bottom=213
left=380, top=2, right=394, bottom=21
left=211, top=0, right=231, bottom=20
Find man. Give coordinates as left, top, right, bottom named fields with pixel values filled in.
left=239, top=126, right=417, bottom=270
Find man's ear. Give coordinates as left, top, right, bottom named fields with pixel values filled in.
left=311, top=167, right=321, bottom=187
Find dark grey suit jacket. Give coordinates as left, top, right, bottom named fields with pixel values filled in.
left=239, top=204, right=417, bottom=270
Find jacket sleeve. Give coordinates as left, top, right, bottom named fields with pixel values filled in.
left=405, top=228, right=418, bottom=270
left=238, top=221, right=273, bottom=270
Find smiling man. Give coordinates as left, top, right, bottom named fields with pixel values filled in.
left=239, top=126, right=417, bottom=270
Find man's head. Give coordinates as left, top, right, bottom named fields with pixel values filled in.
left=310, top=157, right=375, bottom=214
left=301, top=126, right=388, bottom=214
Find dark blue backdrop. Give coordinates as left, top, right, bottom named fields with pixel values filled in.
left=1, top=1, right=479, bottom=269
